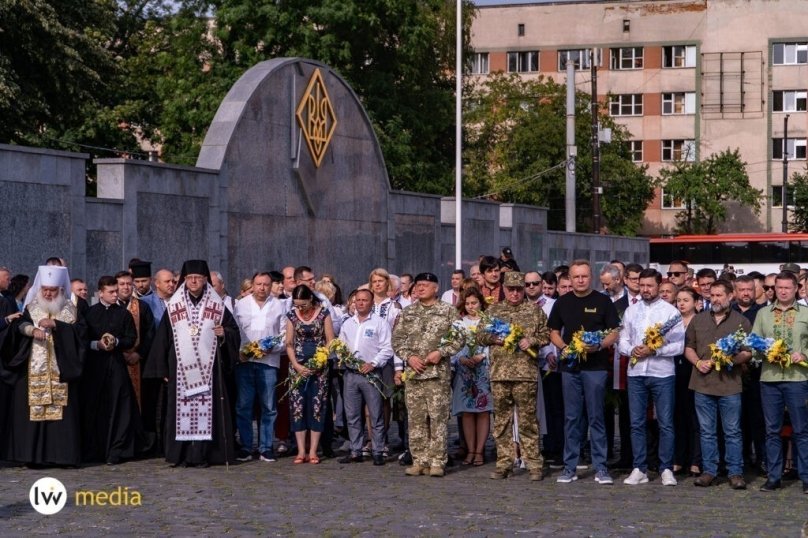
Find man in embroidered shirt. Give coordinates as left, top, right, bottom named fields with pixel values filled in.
left=751, top=270, right=808, bottom=494
left=618, top=268, right=685, bottom=487
left=233, top=272, right=287, bottom=463
left=337, top=288, right=393, bottom=466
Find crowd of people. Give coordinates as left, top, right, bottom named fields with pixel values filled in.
left=0, top=250, right=806, bottom=494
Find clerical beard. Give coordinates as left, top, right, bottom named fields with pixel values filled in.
left=36, top=290, right=67, bottom=316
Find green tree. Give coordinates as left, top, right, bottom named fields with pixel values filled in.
left=660, top=148, right=762, bottom=234
left=0, top=0, right=118, bottom=145
left=463, top=73, right=655, bottom=234
left=789, top=167, right=808, bottom=232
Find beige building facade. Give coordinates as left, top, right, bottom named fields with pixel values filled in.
left=470, top=0, right=808, bottom=234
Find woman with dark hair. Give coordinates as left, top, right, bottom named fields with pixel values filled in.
left=284, top=285, right=334, bottom=464
left=8, top=274, right=30, bottom=312
left=450, top=287, right=493, bottom=466
left=673, top=286, right=702, bottom=476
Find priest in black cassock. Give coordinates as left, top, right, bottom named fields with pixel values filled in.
left=144, top=260, right=239, bottom=467
left=81, top=275, right=140, bottom=464
left=0, top=265, right=85, bottom=466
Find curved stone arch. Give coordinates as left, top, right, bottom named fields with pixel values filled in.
left=197, top=58, right=393, bottom=287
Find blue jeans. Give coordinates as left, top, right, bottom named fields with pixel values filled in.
left=628, top=375, right=675, bottom=473
left=235, top=362, right=278, bottom=454
left=562, top=370, right=608, bottom=473
left=694, top=392, right=743, bottom=477
left=761, top=381, right=808, bottom=483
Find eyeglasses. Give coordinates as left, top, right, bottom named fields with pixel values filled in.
left=763, top=285, right=774, bottom=291
left=525, top=281, right=541, bottom=287
left=667, top=272, right=685, bottom=277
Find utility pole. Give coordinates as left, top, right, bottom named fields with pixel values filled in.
left=565, top=61, right=576, bottom=233
left=454, top=0, right=462, bottom=268
left=782, top=114, right=790, bottom=233
left=590, top=50, right=602, bottom=234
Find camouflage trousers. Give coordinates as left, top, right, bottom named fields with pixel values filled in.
left=492, top=380, right=542, bottom=472
left=405, top=378, right=450, bottom=469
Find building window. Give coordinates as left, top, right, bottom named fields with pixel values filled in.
left=662, top=139, right=696, bottom=161
left=663, top=45, right=696, bottom=68
left=773, top=42, right=808, bottom=65
left=662, top=92, right=696, bottom=115
left=507, top=51, right=539, bottom=73
left=517, top=23, right=525, bottom=37
left=627, top=140, right=643, bottom=162
left=558, top=48, right=600, bottom=71
left=609, top=94, right=643, bottom=116
left=773, top=138, right=807, bottom=160
left=772, top=185, right=796, bottom=208
left=469, top=53, right=489, bottom=75
left=661, top=188, right=686, bottom=209
left=772, top=90, right=807, bottom=112
left=610, top=47, right=643, bottom=70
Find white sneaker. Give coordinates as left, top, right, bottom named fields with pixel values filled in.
left=623, top=468, right=649, bottom=485
left=513, top=458, right=522, bottom=470
left=661, top=468, right=677, bottom=486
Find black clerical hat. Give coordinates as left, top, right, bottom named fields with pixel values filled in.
left=414, top=272, right=439, bottom=284
left=180, top=259, right=211, bottom=281
left=129, top=260, right=152, bottom=279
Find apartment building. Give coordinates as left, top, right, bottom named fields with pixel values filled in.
left=470, top=0, right=808, bottom=234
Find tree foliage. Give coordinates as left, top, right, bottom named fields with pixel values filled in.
left=659, top=148, right=762, bottom=234
left=0, top=0, right=118, bottom=146
left=789, top=167, right=808, bottom=232
left=463, top=73, right=655, bottom=234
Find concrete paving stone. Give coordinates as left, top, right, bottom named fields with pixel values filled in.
left=1, top=456, right=806, bottom=535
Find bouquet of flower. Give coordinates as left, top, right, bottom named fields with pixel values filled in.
left=708, top=328, right=747, bottom=372
left=240, top=331, right=285, bottom=361
left=559, top=327, right=616, bottom=367
left=331, top=339, right=388, bottom=394
left=440, top=320, right=470, bottom=353
left=742, top=333, right=773, bottom=367
left=635, top=314, right=682, bottom=365
left=283, top=341, right=331, bottom=398
left=479, top=314, right=536, bottom=358
left=743, top=333, right=808, bottom=369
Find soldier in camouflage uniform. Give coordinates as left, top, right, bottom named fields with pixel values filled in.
left=392, top=272, right=464, bottom=477
left=478, top=271, right=550, bottom=480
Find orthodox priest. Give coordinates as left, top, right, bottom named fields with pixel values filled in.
left=144, top=260, right=239, bottom=467
left=0, top=265, right=85, bottom=466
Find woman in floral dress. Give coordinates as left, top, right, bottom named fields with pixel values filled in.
left=285, top=285, right=334, bottom=464
left=451, top=288, right=493, bottom=465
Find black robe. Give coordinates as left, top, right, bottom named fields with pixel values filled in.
left=81, top=302, right=139, bottom=463
left=0, top=294, right=17, bottom=451
left=0, top=307, right=86, bottom=466
left=144, top=298, right=239, bottom=466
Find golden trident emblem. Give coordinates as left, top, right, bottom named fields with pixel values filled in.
left=295, top=68, right=337, bottom=168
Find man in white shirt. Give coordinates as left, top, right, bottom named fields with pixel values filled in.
left=337, top=289, right=393, bottom=466
left=618, top=268, right=685, bottom=487
left=233, top=272, right=287, bottom=462
left=440, top=270, right=465, bottom=306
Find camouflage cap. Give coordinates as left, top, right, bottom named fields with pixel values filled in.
left=502, top=271, right=525, bottom=288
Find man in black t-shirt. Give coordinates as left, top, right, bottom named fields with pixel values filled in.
left=548, top=260, right=620, bottom=485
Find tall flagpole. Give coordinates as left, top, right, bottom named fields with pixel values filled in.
left=455, top=0, right=463, bottom=270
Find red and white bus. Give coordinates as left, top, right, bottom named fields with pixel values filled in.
left=649, top=233, right=808, bottom=276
